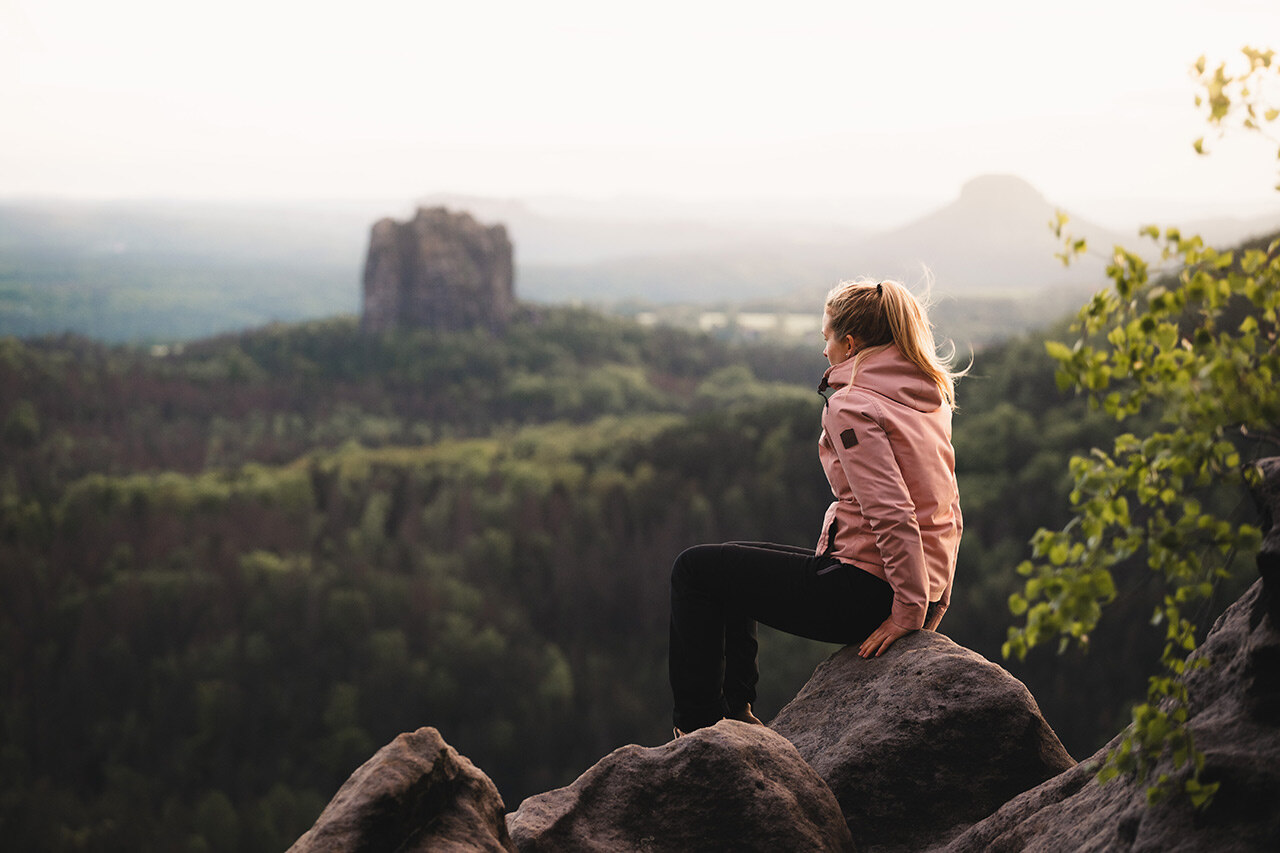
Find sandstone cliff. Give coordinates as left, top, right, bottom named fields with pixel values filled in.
left=361, top=207, right=514, bottom=334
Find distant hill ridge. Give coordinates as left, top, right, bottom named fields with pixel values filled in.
left=3, top=181, right=1280, bottom=342
left=514, top=173, right=1119, bottom=305
left=958, top=173, right=1049, bottom=207
left=839, top=174, right=1121, bottom=292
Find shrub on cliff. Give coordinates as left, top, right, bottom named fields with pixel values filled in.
left=1006, top=46, right=1280, bottom=805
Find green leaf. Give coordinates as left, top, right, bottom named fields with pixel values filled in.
left=1045, top=340, right=1073, bottom=362
left=1186, top=778, right=1220, bottom=809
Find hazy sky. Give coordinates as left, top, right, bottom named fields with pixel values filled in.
left=4, top=0, right=1280, bottom=225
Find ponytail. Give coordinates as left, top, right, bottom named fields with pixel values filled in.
left=824, top=278, right=965, bottom=410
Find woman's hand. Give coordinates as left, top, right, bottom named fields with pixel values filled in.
left=858, top=616, right=914, bottom=658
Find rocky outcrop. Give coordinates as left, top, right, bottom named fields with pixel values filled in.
left=291, top=637, right=1075, bottom=853
left=505, top=720, right=854, bottom=852
left=287, top=726, right=515, bottom=853
left=361, top=207, right=514, bottom=334
left=769, top=631, right=1075, bottom=852
left=291, top=602, right=1280, bottom=853
left=939, top=457, right=1280, bottom=853
left=292, top=454, right=1280, bottom=851
left=940, top=576, right=1280, bottom=852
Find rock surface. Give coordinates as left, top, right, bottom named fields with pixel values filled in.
left=506, top=720, right=855, bottom=852
left=290, top=457, right=1280, bottom=850
left=769, top=630, right=1075, bottom=852
left=1256, top=457, right=1280, bottom=623
left=940, top=575, right=1280, bottom=853
left=288, top=726, right=515, bottom=853
left=361, top=207, right=514, bottom=334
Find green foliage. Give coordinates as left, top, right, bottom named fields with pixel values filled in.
left=3, top=399, right=40, bottom=445
left=0, top=309, right=842, bottom=851
left=1007, top=47, right=1280, bottom=807
left=4, top=268, right=1166, bottom=849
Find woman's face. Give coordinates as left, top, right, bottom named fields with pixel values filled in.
left=822, top=311, right=855, bottom=366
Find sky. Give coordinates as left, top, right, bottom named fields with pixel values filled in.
left=4, top=0, right=1280, bottom=227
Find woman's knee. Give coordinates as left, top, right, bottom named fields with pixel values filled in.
left=671, top=543, right=721, bottom=590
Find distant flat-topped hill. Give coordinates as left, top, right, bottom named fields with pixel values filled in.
left=3, top=182, right=1279, bottom=343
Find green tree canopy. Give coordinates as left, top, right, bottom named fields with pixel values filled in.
left=1006, top=46, right=1280, bottom=806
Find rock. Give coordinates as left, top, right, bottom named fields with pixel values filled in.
left=506, top=720, right=854, bottom=852
left=361, top=207, right=515, bottom=334
left=940, top=575, right=1280, bottom=853
left=768, top=631, right=1075, bottom=852
left=1255, top=457, right=1280, bottom=622
left=940, top=457, right=1280, bottom=852
left=288, top=726, right=516, bottom=853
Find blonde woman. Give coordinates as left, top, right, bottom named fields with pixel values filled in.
left=669, top=279, right=964, bottom=735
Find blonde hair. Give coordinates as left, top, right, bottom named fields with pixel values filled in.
left=824, top=278, right=964, bottom=410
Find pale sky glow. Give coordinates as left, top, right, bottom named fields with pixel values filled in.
left=4, top=0, right=1280, bottom=225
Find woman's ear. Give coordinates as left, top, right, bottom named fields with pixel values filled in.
left=844, top=335, right=858, bottom=356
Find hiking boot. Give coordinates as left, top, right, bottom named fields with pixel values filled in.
left=727, top=703, right=764, bottom=725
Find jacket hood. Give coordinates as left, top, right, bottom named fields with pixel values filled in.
left=820, top=343, right=942, bottom=413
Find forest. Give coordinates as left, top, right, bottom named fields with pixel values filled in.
left=0, top=295, right=1261, bottom=851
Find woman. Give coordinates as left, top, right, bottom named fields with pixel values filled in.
left=669, top=278, right=964, bottom=735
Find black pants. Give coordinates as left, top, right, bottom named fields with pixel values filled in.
left=669, top=541, right=894, bottom=732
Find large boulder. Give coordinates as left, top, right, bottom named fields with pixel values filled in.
left=769, top=631, right=1075, bottom=852
left=506, top=720, right=855, bottom=852
left=361, top=206, right=515, bottom=334
left=288, top=726, right=516, bottom=853
left=941, top=576, right=1280, bottom=852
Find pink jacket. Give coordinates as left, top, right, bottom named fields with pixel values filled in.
left=816, top=343, right=962, bottom=631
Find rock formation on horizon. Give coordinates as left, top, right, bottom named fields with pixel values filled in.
left=361, top=207, right=515, bottom=334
